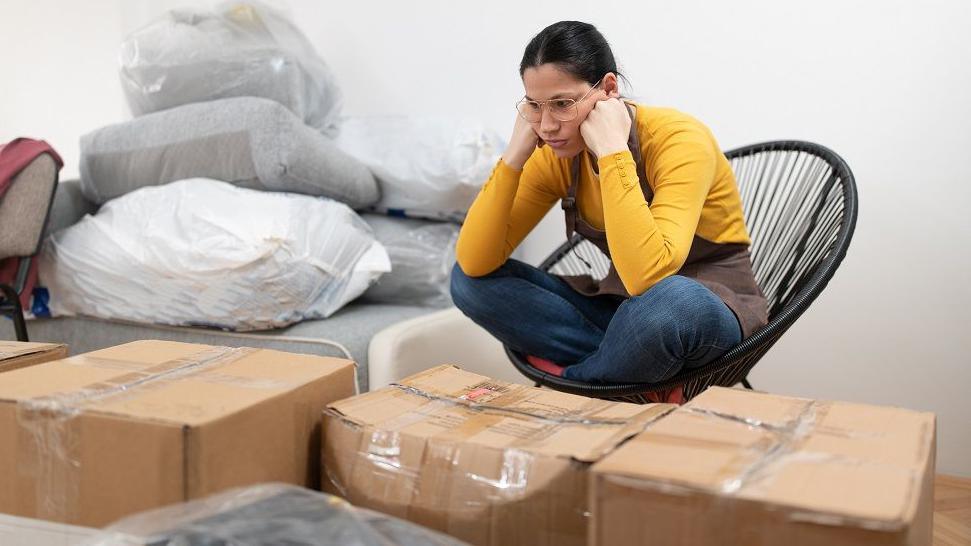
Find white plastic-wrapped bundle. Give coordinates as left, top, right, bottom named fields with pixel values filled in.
left=336, top=116, right=504, bottom=221
left=120, top=1, right=342, bottom=136
left=39, top=179, right=389, bottom=331
left=361, top=214, right=459, bottom=307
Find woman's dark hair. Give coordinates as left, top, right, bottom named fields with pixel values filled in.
left=519, top=21, right=630, bottom=91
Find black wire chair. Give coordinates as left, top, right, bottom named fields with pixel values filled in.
left=504, top=140, right=859, bottom=403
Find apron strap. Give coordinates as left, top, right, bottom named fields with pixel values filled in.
left=564, top=157, right=581, bottom=239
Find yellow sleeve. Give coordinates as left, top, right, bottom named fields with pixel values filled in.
left=455, top=153, right=560, bottom=277
left=598, top=121, right=716, bottom=295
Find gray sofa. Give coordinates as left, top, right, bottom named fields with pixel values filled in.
left=0, top=180, right=439, bottom=391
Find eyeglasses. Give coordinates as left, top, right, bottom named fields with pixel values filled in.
left=516, top=76, right=605, bottom=123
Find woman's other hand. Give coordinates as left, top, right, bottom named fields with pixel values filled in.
left=502, top=112, right=544, bottom=170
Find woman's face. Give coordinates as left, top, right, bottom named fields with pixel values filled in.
left=521, top=64, right=616, bottom=159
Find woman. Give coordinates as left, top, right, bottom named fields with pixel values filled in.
left=450, top=21, right=767, bottom=386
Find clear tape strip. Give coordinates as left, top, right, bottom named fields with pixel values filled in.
left=464, top=448, right=533, bottom=497
left=682, top=400, right=820, bottom=494
left=388, top=383, right=640, bottom=427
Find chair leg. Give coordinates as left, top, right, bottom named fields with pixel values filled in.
left=0, top=284, right=29, bottom=342
left=741, top=377, right=754, bottom=390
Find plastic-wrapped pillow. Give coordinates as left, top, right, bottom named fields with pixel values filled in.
left=39, top=179, right=389, bottom=331
left=336, top=115, right=504, bottom=221
left=120, top=1, right=342, bottom=136
left=79, top=97, right=379, bottom=208
left=360, top=214, right=459, bottom=307
left=85, top=483, right=467, bottom=546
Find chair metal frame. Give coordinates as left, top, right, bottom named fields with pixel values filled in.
left=0, top=153, right=60, bottom=342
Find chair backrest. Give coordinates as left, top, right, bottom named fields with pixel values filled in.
left=728, top=141, right=856, bottom=318
left=0, top=153, right=60, bottom=261
left=541, top=141, right=857, bottom=323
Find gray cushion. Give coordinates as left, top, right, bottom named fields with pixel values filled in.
left=79, top=97, right=379, bottom=208
left=2, top=302, right=434, bottom=391
left=45, top=179, right=98, bottom=236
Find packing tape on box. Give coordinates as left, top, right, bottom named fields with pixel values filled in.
left=683, top=399, right=822, bottom=494
left=388, top=381, right=639, bottom=426
left=14, top=345, right=291, bottom=521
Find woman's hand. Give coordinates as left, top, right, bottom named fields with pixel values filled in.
left=580, top=94, right=631, bottom=159
left=501, top=112, right=544, bottom=170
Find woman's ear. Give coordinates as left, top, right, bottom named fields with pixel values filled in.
left=603, top=72, right=621, bottom=98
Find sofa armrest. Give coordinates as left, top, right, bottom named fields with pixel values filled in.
left=367, top=307, right=529, bottom=390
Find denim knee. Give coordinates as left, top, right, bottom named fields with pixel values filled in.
left=629, top=275, right=741, bottom=351
left=449, top=261, right=473, bottom=306
left=635, top=276, right=719, bottom=313
left=449, top=261, right=491, bottom=318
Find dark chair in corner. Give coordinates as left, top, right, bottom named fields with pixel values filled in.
left=0, top=153, right=61, bottom=341
left=504, top=140, right=859, bottom=403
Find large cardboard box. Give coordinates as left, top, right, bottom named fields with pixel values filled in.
left=322, top=364, right=675, bottom=546
left=0, top=340, right=356, bottom=527
left=0, top=341, right=67, bottom=373
left=589, top=386, right=937, bottom=546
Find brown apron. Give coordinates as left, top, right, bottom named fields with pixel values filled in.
left=556, top=103, right=768, bottom=339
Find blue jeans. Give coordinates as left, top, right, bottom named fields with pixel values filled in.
left=450, top=259, right=742, bottom=384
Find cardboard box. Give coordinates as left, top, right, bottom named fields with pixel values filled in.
left=0, top=341, right=67, bottom=373
left=0, top=340, right=356, bottom=527
left=589, top=386, right=936, bottom=546
left=322, top=364, right=675, bottom=546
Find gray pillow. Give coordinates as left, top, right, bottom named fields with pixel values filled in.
left=79, top=97, right=379, bottom=208
left=360, top=213, right=459, bottom=307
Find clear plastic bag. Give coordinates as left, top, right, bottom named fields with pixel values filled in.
left=83, top=483, right=468, bottom=546
left=120, top=1, right=342, bottom=136
left=336, top=116, right=504, bottom=221
left=361, top=214, right=459, bottom=307
left=39, top=179, right=388, bottom=331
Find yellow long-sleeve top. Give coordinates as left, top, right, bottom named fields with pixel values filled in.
left=456, top=104, right=751, bottom=296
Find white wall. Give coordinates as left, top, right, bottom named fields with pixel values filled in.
left=0, top=0, right=127, bottom=178
left=1, top=0, right=968, bottom=475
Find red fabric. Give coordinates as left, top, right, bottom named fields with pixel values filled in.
left=525, top=354, right=565, bottom=377
left=644, top=385, right=685, bottom=405
left=0, top=138, right=62, bottom=198
left=525, top=354, right=686, bottom=404
left=0, top=138, right=63, bottom=308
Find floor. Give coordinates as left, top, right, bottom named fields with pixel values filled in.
left=935, top=474, right=971, bottom=545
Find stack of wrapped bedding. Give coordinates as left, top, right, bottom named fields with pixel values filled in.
left=37, top=1, right=504, bottom=333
